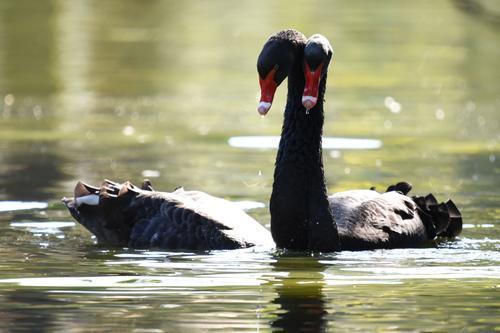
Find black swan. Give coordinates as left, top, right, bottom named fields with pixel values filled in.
left=62, top=179, right=273, bottom=250
left=257, top=30, right=462, bottom=251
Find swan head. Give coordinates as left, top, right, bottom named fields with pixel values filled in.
left=257, top=29, right=306, bottom=115
left=302, top=34, right=333, bottom=111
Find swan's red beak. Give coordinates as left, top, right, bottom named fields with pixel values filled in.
left=302, top=62, right=324, bottom=110
left=258, top=67, right=278, bottom=115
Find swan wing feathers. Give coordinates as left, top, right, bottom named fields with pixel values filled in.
left=329, top=186, right=462, bottom=249
left=330, top=190, right=423, bottom=242
left=329, top=189, right=428, bottom=250
left=63, top=180, right=272, bottom=250
left=148, top=188, right=274, bottom=248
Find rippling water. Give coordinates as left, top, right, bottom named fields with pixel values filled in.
left=0, top=0, right=499, bottom=332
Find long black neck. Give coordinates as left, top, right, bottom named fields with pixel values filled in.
left=270, top=62, right=340, bottom=252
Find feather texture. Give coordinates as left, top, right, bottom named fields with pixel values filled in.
left=63, top=180, right=273, bottom=250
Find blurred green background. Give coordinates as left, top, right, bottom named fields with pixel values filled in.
left=0, top=0, right=498, bottom=208
left=0, top=1, right=499, bottom=332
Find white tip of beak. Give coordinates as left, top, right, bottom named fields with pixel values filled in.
left=302, top=96, right=318, bottom=110
left=258, top=101, right=272, bottom=115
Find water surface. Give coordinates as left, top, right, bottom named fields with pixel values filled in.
left=0, top=0, right=499, bottom=332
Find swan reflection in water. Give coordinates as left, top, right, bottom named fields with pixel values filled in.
left=269, top=254, right=329, bottom=332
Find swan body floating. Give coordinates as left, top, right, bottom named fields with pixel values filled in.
left=62, top=179, right=273, bottom=250
left=62, top=29, right=461, bottom=252
left=256, top=29, right=462, bottom=251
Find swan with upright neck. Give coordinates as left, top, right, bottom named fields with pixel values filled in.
left=257, top=30, right=339, bottom=251
left=257, top=30, right=462, bottom=251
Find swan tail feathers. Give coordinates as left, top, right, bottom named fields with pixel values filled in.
left=442, top=199, right=463, bottom=237
left=385, top=181, right=463, bottom=239
left=412, top=194, right=463, bottom=239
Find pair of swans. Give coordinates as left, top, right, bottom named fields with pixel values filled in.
left=62, top=29, right=462, bottom=252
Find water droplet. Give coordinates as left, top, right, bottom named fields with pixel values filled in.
left=384, top=96, right=401, bottom=113
left=435, top=108, right=445, bottom=120
left=4, top=94, right=14, bottom=106
left=122, top=126, right=135, bottom=136
left=258, top=170, right=262, bottom=176
left=344, top=167, right=351, bottom=175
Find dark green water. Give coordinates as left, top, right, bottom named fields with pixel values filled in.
left=0, top=0, right=499, bottom=332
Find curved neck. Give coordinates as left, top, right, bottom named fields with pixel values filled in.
left=270, top=62, right=340, bottom=252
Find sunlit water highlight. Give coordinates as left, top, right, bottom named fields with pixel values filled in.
left=0, top=0, right=498, bottom=332
left=10, top=221, right=76, bottom=234
left=0, top=201, right=48, bottom=212
left=228, top=136, right=383, bottom=150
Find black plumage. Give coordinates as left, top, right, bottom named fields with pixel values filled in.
left=62, top=180, right=273, bottom=250
left=62, top=29, right=462, bottom=253
left=257, top=31, right=462, bottom=251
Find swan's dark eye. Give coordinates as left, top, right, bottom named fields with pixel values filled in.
left=302, top=34, right=333, bottom=110
left=304, top=49, right=326, bottom=71
left=257, top=40, right=294, bottom=115
left=257, top=39, right=293, bottom=84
